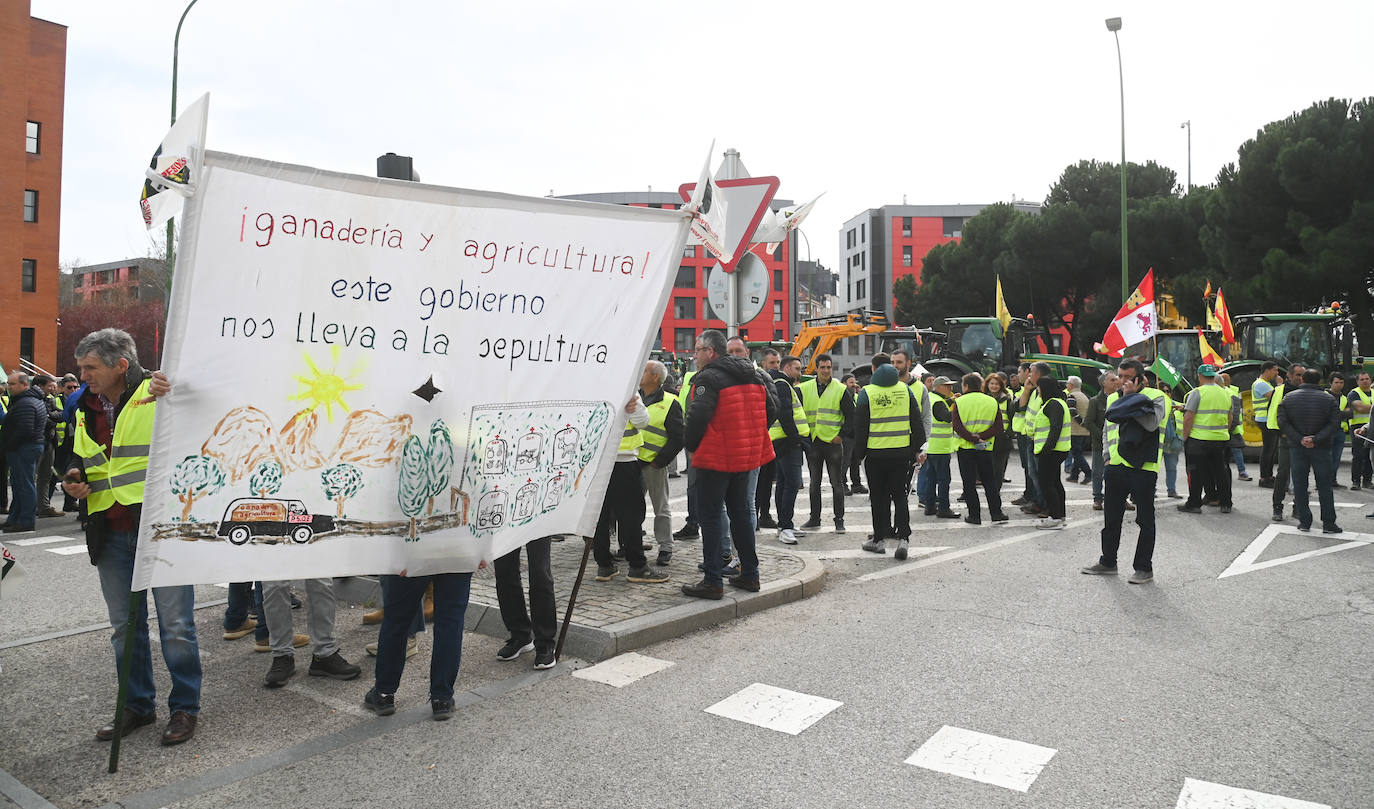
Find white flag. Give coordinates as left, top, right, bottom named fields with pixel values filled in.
left=778, top=193, right=822, bottom=233
left=685, top=142, right=731, bottom=264
left=139, top=92, right=209, bottom=230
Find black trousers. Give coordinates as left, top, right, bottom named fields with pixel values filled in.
left=494, top=536, right=556, bottom=652
left=1184, top=438, right=1231, bottom=508
left=756, top=459, right=776, bottom=517
left=863, top=449, right=910, bottom=540
left=1036, top=449, right=1068, bottom=519
left=1260, top=428, right=1278, bottom=481
left=955, top=448, right=1002, bottom=519
left=1100, top=464, right=1157, bottom=572
left=1272, top=440, right=1292, bottom=514
left=593, top=460, right=647, bottom=568
left=807, top=439, right=845, bottom=521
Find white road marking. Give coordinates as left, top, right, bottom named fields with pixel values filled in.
left=572, top=652, right=675, bottom=688
left=704, top=682, right=842, bottom=735
left=281, top=680, right=370, bottom=719
left=905, top=725, right=1056, bottom=792
left=1174, top=777, right=1331, bottom=808
left=798, top=546, right=951, bottom=560
left=856, top=519, right=1095, bottom=582
left=1218, top=525, right=1374, bottom=579
left=45, top=545, right=88, bottom=556
left=8, top=534, right=78, bottom=546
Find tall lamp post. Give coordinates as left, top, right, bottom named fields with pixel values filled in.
left=166, top=0, right=200, bottom=276
left=1180, top=119, right=1192, bottom=191
left=1106, top=16, right=1127, bottom=304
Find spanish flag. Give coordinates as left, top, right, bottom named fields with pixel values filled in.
left=1214, top=287, right=1237, bottom=345
left=1198, top=328, right=1225, bottom=367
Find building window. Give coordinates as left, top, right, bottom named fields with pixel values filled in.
left=74, top=273, right=85, bottom=287
left=675, top=266, right=695, bottom=288
left=902, top=245, right=913, bottom=267
left=901, top=217, right=911, bottom=237
left=847, top=336, right=859, bottom=355
left=856, top=279, right=866, bottom=298
left=99, top=270, right=113, bottom=284
left=682, top=244, right=696, bottom=258
left=129, top=286, right=140, bottom=300
left=773, top=300, right=783, bottom=320
left=655, top=329, right=662, bottom=348
left=26, top=121, right=40, bottom=154
left=674, top=297, right=696, bottom=320
left=674, top=328, right=696, bottom=353
left=860, top=223, right=866, bottom=242
left=23, top=190, right=38, bottom=222
left=127, top=266, right=139, bottom=282
left=846, top=229, right=856, bottom=249
left=943, top=216, right=964, bottom=238
left=774, top=329, right=784, bottom=341
left=19, top=328, right=34, bottom=364
left=773, top=270, right=782, bottom=292
left=21, top=259, right=36, bottom=292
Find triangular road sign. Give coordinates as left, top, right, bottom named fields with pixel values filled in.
left=1218, top=524, right=1374, bottom=579
left=678, top=177, right=779, bottom=273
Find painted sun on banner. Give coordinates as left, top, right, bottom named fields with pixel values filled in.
left=132, top=152, right=690, bottom=589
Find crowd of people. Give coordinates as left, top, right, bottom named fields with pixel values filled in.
left=2, top=325, right=1360, bottom=746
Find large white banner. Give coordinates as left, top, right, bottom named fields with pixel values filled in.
left=132, top=152, right=690, bottom=589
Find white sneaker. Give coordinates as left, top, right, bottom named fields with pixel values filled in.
left=1036, top=518, right=1066, bottom=530
left=777, top=528, right=799, bottom=545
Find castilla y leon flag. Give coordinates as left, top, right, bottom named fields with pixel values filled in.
left=1094, top=268, right=1157, bottom=357
left=1198, top=328, right=1225, bottom=367
left=1214, top=287, right=1237, bottom=345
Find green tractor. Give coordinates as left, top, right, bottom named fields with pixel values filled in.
left=1221, top=311, right=1369, bottom=447
left=923, top=316, right=1113, bottom=395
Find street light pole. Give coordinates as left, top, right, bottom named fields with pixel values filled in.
left=166, top=0, right=200, bottom=276
left=1106, top=16, right=1127, bottom=304
left=1180, top=119, right=1192, bottom=191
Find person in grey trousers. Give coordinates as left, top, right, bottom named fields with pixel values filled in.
left=262, top=578, right=361, bottom=687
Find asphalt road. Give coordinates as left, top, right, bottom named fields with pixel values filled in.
left=1, top=462, right=1370, bottom=808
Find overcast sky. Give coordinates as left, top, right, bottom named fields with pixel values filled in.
left=33, top=0, right=1374, bottom=275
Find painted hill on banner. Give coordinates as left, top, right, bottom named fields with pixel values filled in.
left=201, top=407, right=411, bottom=480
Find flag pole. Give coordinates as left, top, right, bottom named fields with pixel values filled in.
left=555, top=536, right=593, bottom=660
left=108, top=589, right=142, bottom=772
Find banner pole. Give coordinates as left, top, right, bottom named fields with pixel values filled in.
left=107, top=589, right=141, bottom=773
left=555, top=536, right=593, bottom=660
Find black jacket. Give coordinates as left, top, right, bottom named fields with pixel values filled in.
left=683, top=356, right=780, bottom=453
left=3, top=387, right=49, bottom=448
left=768, top=369, right=806, bottom=446
left=1277, top=384, right=1341, bottom=447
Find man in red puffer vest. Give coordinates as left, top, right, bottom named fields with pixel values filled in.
left=681, top=329, right=779, bottom=599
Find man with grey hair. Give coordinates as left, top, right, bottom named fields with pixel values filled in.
left=1064, top=375, right=1092, bottom=484
left=638, top=358, right=684, bottom=565
left=59, top=329, right=198, bottom=745
left=3, top=371, right=47, bottom=532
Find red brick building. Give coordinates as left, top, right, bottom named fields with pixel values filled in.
left=557, top=191, right=797, bottom=353
left=0, top=2, right=64, bottom=372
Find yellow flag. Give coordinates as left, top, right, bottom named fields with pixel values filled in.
left=1205, top=299, right=1222, bottom=331
left=995, top=276, right=1012, bottom=332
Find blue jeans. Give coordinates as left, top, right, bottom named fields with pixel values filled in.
left=1289, top=444, right=1337, bottom=529
left=1018, top=435, right=1043, bottom=506
left=379, top=575, right=427, bottom=637
left=1231, top=445, right=1248, bottom=476
left=1163, top=452, right=1180, bottom=495
left=1067, top=436, right=1092, bottom=480
left=924, top=453, right=952, bottom=512
left=696, top=468, right=760, bottom=586
left=224, top=581, right=268, bottom=642
left=1330, top=433, right=1345, bottom=487
left=374, top=573, right=469, bottom=701
left=97, top=529, right=201, bottom=715
left=916, top=458, right=933, bottom=505
left=773, top=444, right=803, bottom=530
left=5, top=442, right=43, bottom=528
left=1091, top=447, right=1105, bottom=501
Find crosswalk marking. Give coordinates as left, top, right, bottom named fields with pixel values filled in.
left=856, top=518, right=1095, bottom=582
left=905, top=725, right=1056, bottom=792
left=45, top=545, right=87, bottom=556
left=799, top=546, right=950, bottom=560
left=572, top=652, right=674, bottom=688
left=1175, top=777, right=1330, bottom=809
left=8, top=534, right=78, bottom=546
left=704, top=682, right=842, bottom=735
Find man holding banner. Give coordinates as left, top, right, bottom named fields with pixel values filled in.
left=61, top=329, right=198, bottom=746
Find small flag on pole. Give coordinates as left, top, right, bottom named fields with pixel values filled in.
left=1094, top=268, right=1157, bottom=357
left=1198, top=328, right=1225, bottom=367
left=1151, top=355, right=1183, bottom=389
left=995, top=275, right=1012, bottom=332
left=138, top=93, right=209, bottom=230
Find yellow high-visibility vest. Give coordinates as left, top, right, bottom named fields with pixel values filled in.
left=799, top=378, right=845, bottom=443
left=1033, top=397, right=1072, bottom=454
left=1190, top=384, right=1232, bottom=441
left=862, top=383, right=911, bottom=449
left=954, top=391, right=998, bottom=451
left=1351, top=388, right=1372, bottom=427
left=72, top=378, right=156, bottom=513
left=1264, top=383, right=1286, bottom=431
left=1107, top=387, right=1166, bottom=472
left=769, top=382, right=811, bottom=442
left=927, top=396, right=955, bottom=455
left=637, top=395, right=678, bottom=463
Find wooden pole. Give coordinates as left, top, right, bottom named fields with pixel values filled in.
left=107, top=589, right=142, bottom=772
left=555, top=536, right=593, bottom=660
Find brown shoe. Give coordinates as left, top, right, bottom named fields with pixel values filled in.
left=362, top=608, right=384, bottom=625
left=160, top=711, right=197, bottom=746
left=222, top=618, right=257, bottom=640
left=95, top=709, right=156, bottom=741
left=255, top=633, right=309, bottom=652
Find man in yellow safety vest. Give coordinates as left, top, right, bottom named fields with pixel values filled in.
left=798, top=352, right=854, bottom=535
left=1179, top=364, right=1235, bottom=514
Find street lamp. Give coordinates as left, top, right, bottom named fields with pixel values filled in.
left=1105, top=16, right=1127, bottom=304
left=166, top=0, right=201, bottom=276
left=1180, top=120, right=1192, bottom=191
